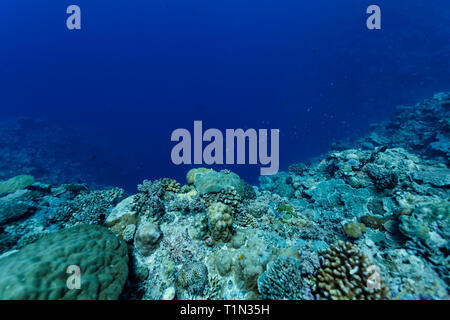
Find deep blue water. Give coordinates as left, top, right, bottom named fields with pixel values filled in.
left=1, top=0, right=450, bottom=192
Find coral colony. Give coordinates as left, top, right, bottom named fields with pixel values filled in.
left=0, top=93, right=449, bottom=300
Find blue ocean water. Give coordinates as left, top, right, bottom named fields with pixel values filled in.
left=2, top=0, right=450, bottom=192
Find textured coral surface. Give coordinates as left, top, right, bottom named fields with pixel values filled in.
left=0, top=225, right=129, bottom=300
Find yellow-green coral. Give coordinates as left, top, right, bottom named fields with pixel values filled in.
left=0, top=175, right=34, bottom=195
left=186, top=168, right=214, bottom=185
left=344, top=222, right=367, bottom=239
left=207, top=202, right=233, bottom=242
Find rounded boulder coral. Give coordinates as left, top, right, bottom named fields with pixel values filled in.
left=135, top=221, right=162, bottom=256
left=207, top=202, right=233, bottom=242
left=0, top=224, right=129, bottom=300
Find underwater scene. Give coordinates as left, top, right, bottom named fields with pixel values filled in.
left=0, top=1, right=449, bottom=303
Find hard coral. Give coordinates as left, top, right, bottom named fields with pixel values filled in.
left=366, top=165, right=398, bottom=191
left=57, top=187, right=124, bottom=226
left=0, top=225, right=129, bottom=300
left=202, top=187, right=242, bottom=214
left=194, top=170, right=244, bottom=196
left=132, top=180, right=166, bottom=219
left=257, top=256, right=308, bottom=300
left=0, top=174, right=34, bottom=196
left=314, top=241, right=389, bottom=300
left=288, top=163, right=307, bottom=176
left=343, top=222, right=366, bottom=239
left=135, top=221, right=162, bottom=256
left=158, top=178, right=181, bottom=194
left=175, top=261, right=209, bottom=299
left=207, top=202, right=233, bottom=242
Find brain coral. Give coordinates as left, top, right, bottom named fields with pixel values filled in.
left=0, top=174, right=34, bottom=195
left=0, top=224, right=129, bottom=300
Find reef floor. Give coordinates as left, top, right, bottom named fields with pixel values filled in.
left=0, top=92, right=448, bottom=300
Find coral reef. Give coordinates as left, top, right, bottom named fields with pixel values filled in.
left=0, top=118, right=121, bottom=189
left=358, top=92, right=450, bottom=165
left=0, top=93, right=448, bottom=300
left=202, top=187, right=242, bottom=214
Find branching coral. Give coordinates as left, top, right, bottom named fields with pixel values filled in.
left=202, top=187, right=242, bottom=214
left=257, top=256, right=308, bottom=300
left=57, top=187, right=124, bottom=226
left=132, top=180, right=165, bottom=219
left=237, top=212, right=259, bottom=228
left=314, top=241, right=389, bottom=300
left=159, top=178, right=181, bottom=194
left=241, top=181, right=257, bottom=200
left=241, top=199, right=269, bottom=218
left=168, top=193, right=205, bottom=214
